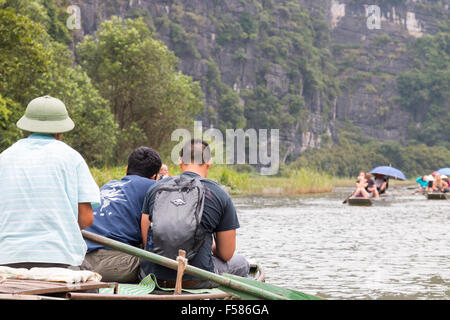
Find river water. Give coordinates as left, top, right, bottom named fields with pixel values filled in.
left=233, top=185, right=449, bottom=300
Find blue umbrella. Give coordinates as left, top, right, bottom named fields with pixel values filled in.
left=437, top=168, right=450, bottom=175
left=369, top=166, right=406, bottom=180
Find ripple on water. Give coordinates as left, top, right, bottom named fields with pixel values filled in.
left=234, top=187, right=450, bottom=299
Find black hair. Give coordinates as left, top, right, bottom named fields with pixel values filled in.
left=179, top=139, right=211, bottom=164
left=127, top=146, right=162, bottom=179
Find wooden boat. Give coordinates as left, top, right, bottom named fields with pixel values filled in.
left=0, top=232, right=320, bottom=300
left=0, top=263, right=266, bottom=301
left=426, top=193, right=448, bottom=200
left=347, top=197, right=372, bottom=206
left=0, top=278, right=117, bottom=300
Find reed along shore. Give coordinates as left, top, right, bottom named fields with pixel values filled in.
left=91, top=165, right=355, bottom=196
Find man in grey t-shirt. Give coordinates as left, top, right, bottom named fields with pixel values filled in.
left=139, top=139, right=249, bottom=287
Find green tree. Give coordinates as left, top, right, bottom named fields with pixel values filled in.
left=77, top=17, right=203, bottom=160
left=243, top=85, right=281, bottom=129
left=0, top=0, right=70, bottom=44
left=203, top=60, right=246, bottom=131
left=396, top=32, right=450, bottom=148
left=0, top=8, right=117, bottom=165
left=38, top=43, right=118, bottom=166
left=290, top=123, right=450, bottom=178
left=0, top=94, right=22, bottom=150
left=0, top=0, right=48, bottom=25
left=218, top=87, right=246, bottom=130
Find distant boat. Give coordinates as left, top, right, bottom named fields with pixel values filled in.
left=347, top=197, right=372, bottom=206
left=426, top=193, right=448, bottom=200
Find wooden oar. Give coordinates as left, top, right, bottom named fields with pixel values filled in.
left=81, top=230, right=290, bottom=300
left=343, top=191, right=355, bottom=204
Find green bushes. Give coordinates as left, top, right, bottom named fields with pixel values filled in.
left=0, top=7, right=117, bottom=165
left=290, top=125, right=450, bottom=179
left=91, top=164, right=335, bottom=196
left=77, top=17, right=203, bottom=162
left=169, top=21, right=200, bottom=58
left=396, top=32, right=449, bottom=148
left=202, top=59, right=246, bottom=130
left=0, top=3, right=203, bottom=166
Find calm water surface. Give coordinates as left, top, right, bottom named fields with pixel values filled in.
left=233, top=186, right=449, bottom=300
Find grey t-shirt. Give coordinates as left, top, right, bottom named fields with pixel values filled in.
left=140, top=171, right=240, bottom=281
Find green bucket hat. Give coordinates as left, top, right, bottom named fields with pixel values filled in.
left=16, top=95, right=75, bottom=133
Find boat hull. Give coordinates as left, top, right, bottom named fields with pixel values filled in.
left=347, top=197, right=372, bottom=206
left=427, top=193, right=448, bottom=200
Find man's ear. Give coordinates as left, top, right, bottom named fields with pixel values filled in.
left=205, top=161, right=211, bottom=170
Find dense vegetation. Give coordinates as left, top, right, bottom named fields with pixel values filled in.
left=396, top=32, right=450, bottom=148
left=0, top=0, right=201, bottom=165
left=129, top=0, right=448, bottom=178
left=153, top=0, right=339, bottom=150
left=290, top=123, right=450, bottom=178
left=0, top=2, right=117, bottom=166
left=293, top=19, right=450, bottom=179
left=0, top=0, right=448, bottom=180
left=91, top=164, right=337, bottom=196
left=77, top=17, right=202, bottom=161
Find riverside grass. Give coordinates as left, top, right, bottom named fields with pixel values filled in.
left=90, top=165, right=348, bottom=196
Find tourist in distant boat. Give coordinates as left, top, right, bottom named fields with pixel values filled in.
left=374, top=174, right=389, bottom=195
left=425, top=175, right=435, bottom=192
left=353, top=173, right=371, bottom=199
left=357, top=171, right=365, bottom=182
left=157, top=163, right=171, bottom=180
left=442, top=175, right=450, bottom=193
left=365, top=173, right=379, bottom=198
left=434, top=174, right=449, bottom=193
left=416, top=176, right=429, bottom=191
left=0, top=96, right=100, bottom=270
left=354, top=171, right=365, bottom=187
left=83, top=147, right=162, bottom=283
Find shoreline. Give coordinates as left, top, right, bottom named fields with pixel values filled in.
left=91, top=166, right=415, bottom=197
left=91, top=166, right=373, bottom=197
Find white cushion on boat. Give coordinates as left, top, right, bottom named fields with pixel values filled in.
left=0, top=266, right=102, bottom=284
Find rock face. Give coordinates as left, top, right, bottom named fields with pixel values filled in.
left=71, top=0, right=448, bottom=161
left=329, top=0, right=447, bottom=142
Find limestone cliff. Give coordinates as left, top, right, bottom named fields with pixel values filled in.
left=329, top=0, right=448, bottom=142
left=70, top=0, right=449, bottom=161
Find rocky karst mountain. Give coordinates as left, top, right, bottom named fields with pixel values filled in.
left=71, top=0, right=449, bottom=162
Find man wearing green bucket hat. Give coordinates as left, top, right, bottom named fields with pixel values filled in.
left=0, top=95, right=101, bottom=270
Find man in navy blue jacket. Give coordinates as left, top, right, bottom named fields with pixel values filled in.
left=83, top=147, right=161, bottom=283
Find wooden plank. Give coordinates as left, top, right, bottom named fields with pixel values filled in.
left=0, top=293, right=66, bottom=300
left=0, top=279, right=117, bottom=295
left=0, top=279, right=60, bottom=292
left=0, top=279, right=74, bottom=294
left=67, top=292, right=235, bottom=300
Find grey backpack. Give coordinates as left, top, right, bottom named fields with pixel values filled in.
left=150, top=175, right=206, bottom=260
